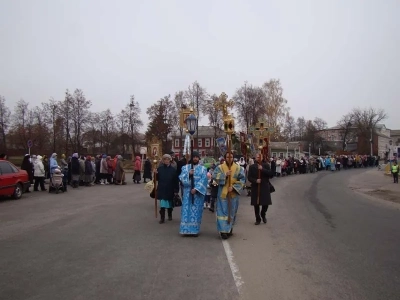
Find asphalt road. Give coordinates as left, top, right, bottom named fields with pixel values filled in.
left=1, top=169, right=399, bottom=300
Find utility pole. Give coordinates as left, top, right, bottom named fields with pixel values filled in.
left=129, top=96, right=135, bottom=156
left=244, top=82, right=248, bottom=134
left=370, top=127, right=373, bottom=156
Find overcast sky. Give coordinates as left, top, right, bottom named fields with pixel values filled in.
left=0, top=0, right=398, bottom=131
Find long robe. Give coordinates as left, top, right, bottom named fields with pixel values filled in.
left=213, top=162, right=245, bottom=234
left=247, top=162, right=274, bottom=206
left=179, top=164, right=208, bottom=235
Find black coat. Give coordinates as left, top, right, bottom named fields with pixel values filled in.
left=143, top=160, right=152, bottom=179
left=95, top=158, right=101, bottom=174
left=70, top=157, right=80, bottom=175
left=21, top=158, right=33, bottom=183
left=84, top=160, right=93, bottom=175
left=247, top=162, right=274, bottom=206
left=155, top=164, right=179, bottom=201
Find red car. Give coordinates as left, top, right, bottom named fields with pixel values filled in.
left=0, top=160, right=31, bottom=199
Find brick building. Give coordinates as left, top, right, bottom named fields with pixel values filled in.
left=171, top=126, right=225, bottom=158
left=315, top=124, right=392, bottom=155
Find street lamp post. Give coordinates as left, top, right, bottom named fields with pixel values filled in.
left=286, top=141, right=289, bottom=158
left=308, top=143, right=311, bottom=157
left=298, top=142, right=301, bottom=158
left=185, top=112, right=197, bottom=204
left=389, top=139, right=393, bottom=169
left=370, top=127, right=373, bottom=156
left=162, top=117, right=169, bottom=154
left=129, top=97, right=135, bottom=155
left=100, top=126, right=103, bottom=153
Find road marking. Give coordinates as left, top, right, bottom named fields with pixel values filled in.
left=222, top=239, right=244, bottom=296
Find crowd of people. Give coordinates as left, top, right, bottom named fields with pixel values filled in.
left=148, top=150, right=276, bottom=239
left=9, top=150, right=398, bottom=239
left=19, top=153, right=151, bottom=192
left=260, top=154, right=381, bottom=177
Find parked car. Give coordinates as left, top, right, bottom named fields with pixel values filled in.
left=0, top=160, right=30, bottom=199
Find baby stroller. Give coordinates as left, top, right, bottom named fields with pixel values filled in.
left=49, top=168, right=66, bottom=194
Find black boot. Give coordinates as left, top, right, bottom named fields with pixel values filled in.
left=159, top=208, right=165, bottom=224
left=167, top=208, right=173, bottom=221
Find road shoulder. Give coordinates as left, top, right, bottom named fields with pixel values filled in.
left=348, top=168, right=400, bottom=205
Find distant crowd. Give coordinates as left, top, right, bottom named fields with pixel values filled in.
left=16, top=153, right=156, bottom=192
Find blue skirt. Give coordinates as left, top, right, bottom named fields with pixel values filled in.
left=160, top=199, right=172, bottom=208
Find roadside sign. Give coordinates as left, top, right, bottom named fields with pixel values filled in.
left=140, top=147, right=147, bottom=155
left=27, top=140, right=33, bottom=148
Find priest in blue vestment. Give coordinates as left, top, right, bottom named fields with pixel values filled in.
left=213, top=152, right=245, bottom=239
left=179, top=151, right=208, bottom=236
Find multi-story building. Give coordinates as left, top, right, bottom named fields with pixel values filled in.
left=316, top=124, right=391, bottom=155
left=388, top=129, right=400, bottom=159
left=170, top=126, right=225, bottom=158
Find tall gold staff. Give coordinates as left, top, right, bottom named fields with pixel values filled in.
left=257, top=145, right=263, bottom=205
left=226, top=129, right=233, bottom=223
left=216, top=93, right=235, bottom=224
left=153, top=156, right=158, bottom=218
left=254, top=121, right=267, bottom=205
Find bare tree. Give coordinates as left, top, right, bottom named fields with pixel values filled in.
left=32, top=105, right=50, bottom=152
left=99, top=109, right=115, bottom=154
left=172, top=91, right=188, bottom=156
left=313, top=117, right=328, bottom=131
left=304, top=120, right=317, bottom=151
left=62, top=90, right=73, bottom=154
left=127, top=95, right=143, bottom=155
left=282, top=112, right=296, bottom=141
left=296, top=117, right=306, bottom=139
left=352, top=107, right=387, bottom=131
left=262, top=79, right=289, bottom=132
left=12, top=99, right=31, bottom=150
left=42, top=98, right=60, bottom=153
left=184, top=81, right=207, bottom=151
left=70, top=89, right=92, bottom=153
left=146, top=95, right=175, bottom=154
left=351, top=107, right=387, bottom=154
left=0, top=96, right=11, bottom=151
left=203, top=94, right=224, bottom=156
left=232, top=82, right=265, bottom=133
left=337, top=113, right=355, bottom=151
left=116, top=110, right=129, bottom=156
left=84, top=112, right=101, bottom=153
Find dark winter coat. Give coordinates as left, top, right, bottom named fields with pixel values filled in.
left=84, top=160, right=93, bottom=175
left=70, top=157, right=80, bottom=175
left=95, top=158, right=101, bottom=174
left=247, top=162, right=274, bottom=206
left=21, top=157, right=33, bottom=183
left=155, top=164, right=179, bottom=201
left=143, top=160, right=152, bottom=180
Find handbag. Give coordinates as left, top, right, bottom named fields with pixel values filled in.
left=173, top=194, right=182, bottom=207
left=269, top=182, right=275, bottom=193
left=150, top=187, right=155, bottom=198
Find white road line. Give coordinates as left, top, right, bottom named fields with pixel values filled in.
left=222, top=239, right=244, bottom=296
